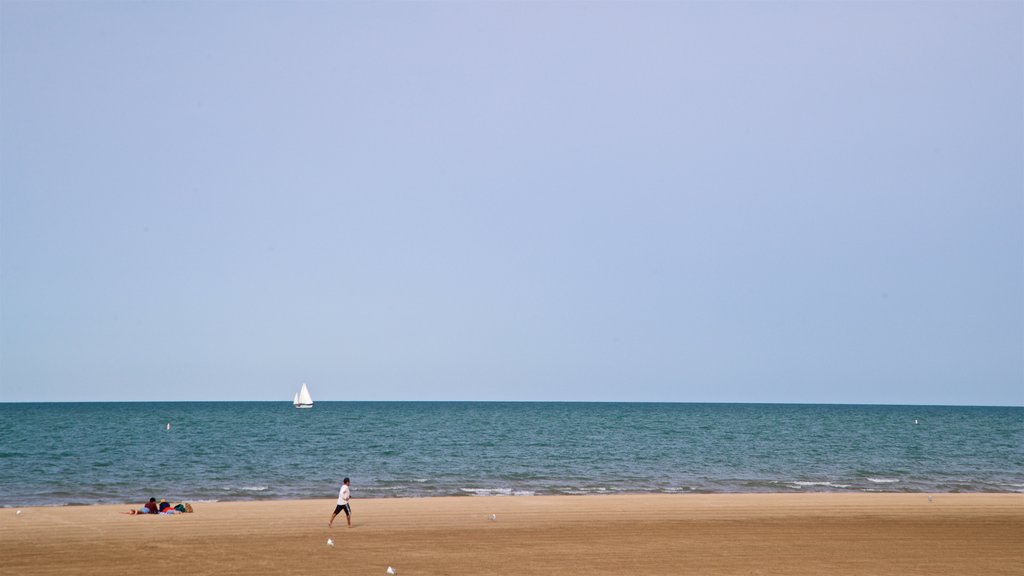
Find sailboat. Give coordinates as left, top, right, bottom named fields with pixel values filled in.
left=293, top=383, right=313, bottom=409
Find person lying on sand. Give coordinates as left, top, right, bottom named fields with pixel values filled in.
left=124, top=499, right=193, bottom=515
left=126, top=498, right=159, bottom=515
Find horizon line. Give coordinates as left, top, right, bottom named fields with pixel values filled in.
left=0, top=400, right=1021, bottom=409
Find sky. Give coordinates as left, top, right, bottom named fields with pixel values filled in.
left=1, top=1, right=1021, bottom=405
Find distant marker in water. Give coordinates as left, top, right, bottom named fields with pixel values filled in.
left=166, top=423, right=171, bottom=431
left=914, top=420, right=918, bottom=425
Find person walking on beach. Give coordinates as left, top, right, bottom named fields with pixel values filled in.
left=329, top=477, right=352, bottom=528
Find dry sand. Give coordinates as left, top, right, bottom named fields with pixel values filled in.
left=1, top=493, right=1021, bottom=575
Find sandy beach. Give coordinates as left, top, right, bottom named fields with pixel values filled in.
left=1, top=493, right=1021, bottom=575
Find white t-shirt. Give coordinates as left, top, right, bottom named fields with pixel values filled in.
left=337, top=484, right=350, bottom=506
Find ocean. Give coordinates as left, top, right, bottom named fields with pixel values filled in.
left=0, top=402, right=1021, bottom=507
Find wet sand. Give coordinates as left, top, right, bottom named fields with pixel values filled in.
left=1, top=493, right=1021, bottom=575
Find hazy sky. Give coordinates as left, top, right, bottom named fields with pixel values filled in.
left=2, top=1, right=1021, bottom=405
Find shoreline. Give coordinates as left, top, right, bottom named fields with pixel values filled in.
left=2, top=493, right=1021, bottom=575
left=4, top=487, right=1024, bottom=509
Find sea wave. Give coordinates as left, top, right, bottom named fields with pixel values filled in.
left=866, top=478, right=901, bottom=484
left=785, top=481, right=853, bottom=490
left=460, top=487, right=535, bottom=497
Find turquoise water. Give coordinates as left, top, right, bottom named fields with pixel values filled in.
left=0, top=402, right=1021, bottom=506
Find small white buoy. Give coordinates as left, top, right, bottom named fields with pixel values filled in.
left=386, top=566, right=397, bottom=575
left=166, top=423, right=171, bottom=431
left=489, top=514, right=496, bottom=521
left=327, top=538, right=334, bottom=547
left=914, top=420, right=918, bottom=425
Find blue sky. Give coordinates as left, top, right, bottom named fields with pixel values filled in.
left=1, top=1, right=1021, bottom=405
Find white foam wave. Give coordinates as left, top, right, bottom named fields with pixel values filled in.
left=866, top=478, right=900, bottom=484
left=461, top=487, right=512, bottom=496
left=788, top=481, right=852, bottom=489
left=460, top=487, right=534, bottom=497
left=222, top=485, right=269, bottom=492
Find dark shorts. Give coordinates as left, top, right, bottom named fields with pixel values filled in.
left=333, top=503, right=350, bottom=516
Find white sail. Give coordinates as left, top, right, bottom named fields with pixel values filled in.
left=295, top=383, right=313, bottom=408
left=293, top=392, right=300, bottom=405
